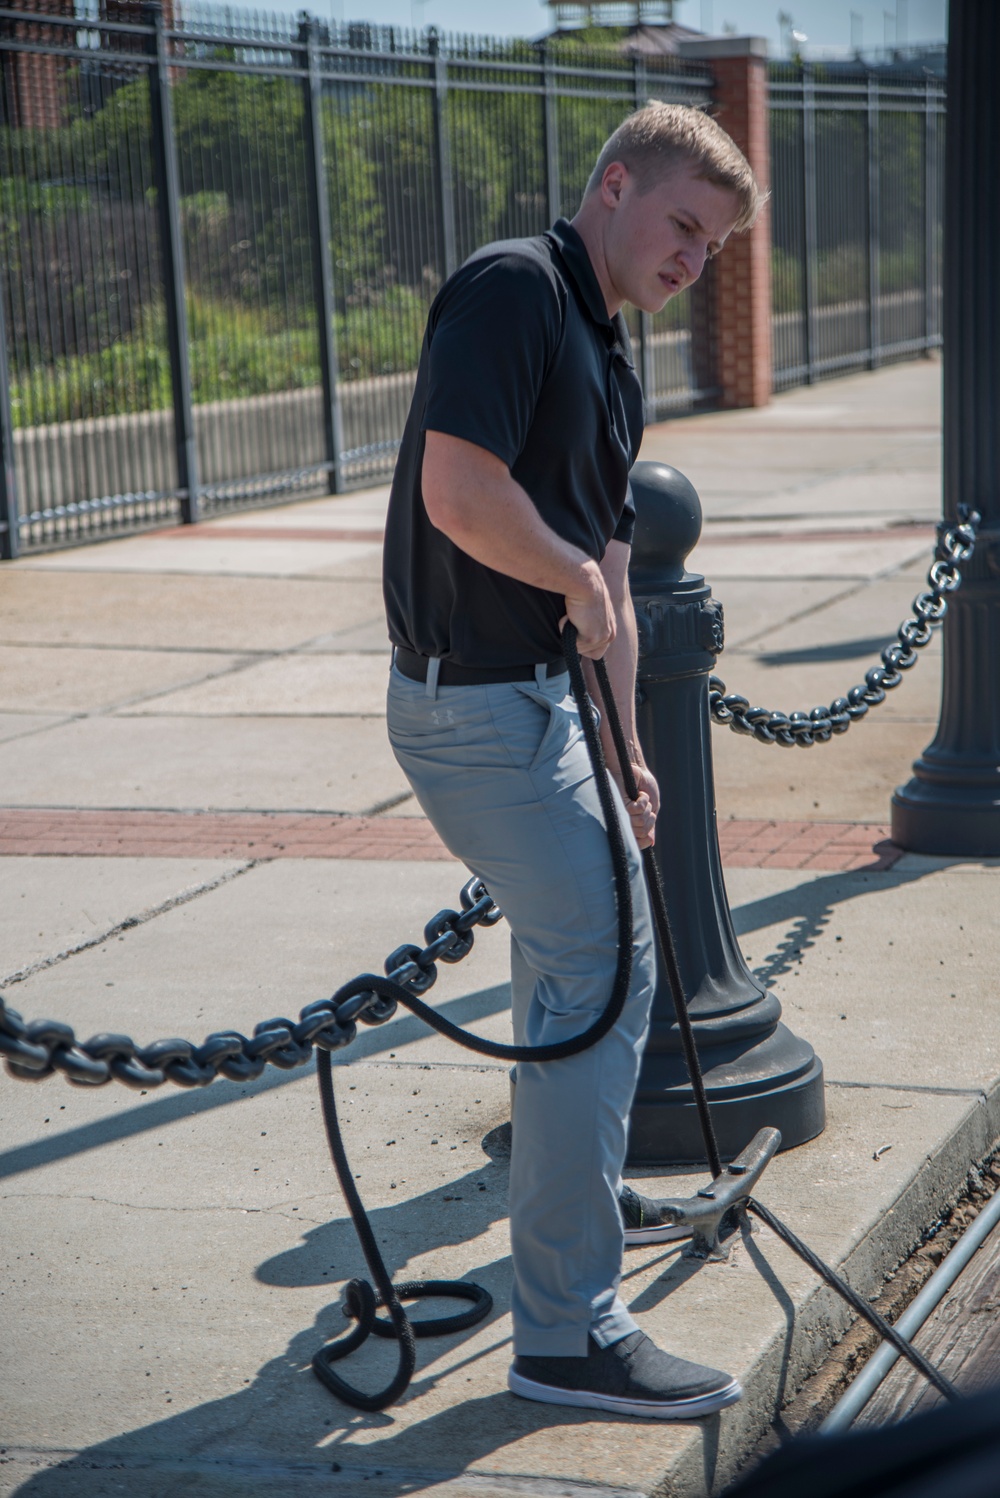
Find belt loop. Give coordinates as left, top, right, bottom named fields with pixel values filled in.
left=425, top=657, right=441, bottom=699
left=534, top=662, right=548, bottom=689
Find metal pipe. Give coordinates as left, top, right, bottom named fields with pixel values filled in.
left=821, top=1179, right=1000, bottom=1433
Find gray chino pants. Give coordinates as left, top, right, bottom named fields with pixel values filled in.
left=386, top=660, right=656, bottom=1357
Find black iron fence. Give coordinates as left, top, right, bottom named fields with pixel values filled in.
left=769, top=62, right=945, bottom=389
left=0, top=2, right=712, bottom=556
left=0, top=8, right=946, bottom=559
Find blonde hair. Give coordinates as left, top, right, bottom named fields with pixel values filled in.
left=585, top=101, right=764, bottom=233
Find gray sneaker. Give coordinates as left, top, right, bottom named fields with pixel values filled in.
left=619, top=1183, right=691, bottom=1246
left=508, top=1331, right=742, bottom=1420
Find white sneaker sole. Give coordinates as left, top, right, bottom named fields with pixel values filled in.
left=507, top=1368, right=743, bottom=1420
left=623, top=1222, right=692, bottom=1246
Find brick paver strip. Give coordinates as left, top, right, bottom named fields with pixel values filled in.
left=0, top=809, right=902, bottom=870
left=151, top=520, right=933, bottom=549
left=156, top=524, right=386, bottom=544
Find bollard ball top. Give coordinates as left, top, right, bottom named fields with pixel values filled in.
left=628, top=462, right=703, bottom=583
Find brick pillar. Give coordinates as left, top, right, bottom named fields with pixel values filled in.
left=8, top=0, right=74, bottom=129
left=679, top=36, right=773, bottom=409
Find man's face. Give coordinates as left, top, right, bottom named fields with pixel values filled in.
left=601, top=160, right=742, bottom=315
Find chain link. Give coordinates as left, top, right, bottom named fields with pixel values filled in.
left=0, top=877, right=503, bottom=1090
left=708, top=508, right=981, bottom=747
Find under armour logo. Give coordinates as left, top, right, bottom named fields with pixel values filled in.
left=430, top=708, right=456, bottom=725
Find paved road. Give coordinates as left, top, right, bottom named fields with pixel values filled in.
left=2, top=358, right=998, bottom=1497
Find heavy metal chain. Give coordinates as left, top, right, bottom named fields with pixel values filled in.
left=0, top=877, right=502, bottom=1090
left=708, top=507, right=981, bottom=747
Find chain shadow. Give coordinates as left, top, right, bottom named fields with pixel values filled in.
left=0, top=982, right=513, bottom=1184
left=728, top=862, right=938, bottom=992
left=256, top=1153, right=512, bottom=1293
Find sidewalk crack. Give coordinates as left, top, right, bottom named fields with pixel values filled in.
left=1, top=861, right=260, bottom=988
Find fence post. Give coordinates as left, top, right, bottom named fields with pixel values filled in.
left=300, top=19, right=344, bottom=495
left=924, top=78, right=938, bottom=347
left=0, top=274, right=18, bottom=560
left=144, top=1, right=198, bottom=524
left=801, top=64, right=818, bottom=383
left=429, top=30, right=457, bottom=278
left=867, top=74, right=881, bottom=369
left=543, top=42, right=561, bottom=224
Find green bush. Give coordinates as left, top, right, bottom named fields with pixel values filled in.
left=8, top=288, right=431, bottom=427
left=772, top=246, right=803, bottom=314
left=338, top=284, right=428, bottom=379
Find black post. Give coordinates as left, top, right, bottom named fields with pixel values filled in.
left=429, top=30, right=457, bottom=279
left=627, top=462, right=825, bottom=1164
left=924, top=77, right=938, bottom=347
left=144, top=0, right=198, bottom=523
left=542, top=42, right=561, bottom=225
left=867, top=74, right=881, bottom=369
left=891, top=0, right=1000, bottom=856
left=0, top=267, right=18, bottom=560
left=801, top=65, right=818, bottom=383
left=300, top=19, right=344, bottom=495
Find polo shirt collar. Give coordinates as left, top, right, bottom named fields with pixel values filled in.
left=548, top=217, right=614, bottom=328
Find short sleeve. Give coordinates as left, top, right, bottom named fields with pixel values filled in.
left=422, top=251, right=564, bottom=469
left=612, top=479, right=636, bottom=546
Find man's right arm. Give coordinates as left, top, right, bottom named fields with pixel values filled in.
left=422, top=430, right=615, bottom=660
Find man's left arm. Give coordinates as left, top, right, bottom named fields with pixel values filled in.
left=580, top=539, right=659, bottom=849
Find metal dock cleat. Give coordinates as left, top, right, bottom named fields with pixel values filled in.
left=652, top=1126, right=782, bottom=1261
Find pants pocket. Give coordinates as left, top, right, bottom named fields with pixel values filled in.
left=512, top=684, right=577, bottom=775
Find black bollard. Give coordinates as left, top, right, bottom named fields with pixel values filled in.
left=890, top=0, right=1000, bottom=857
left=626, top=461, right=825, bottom=1165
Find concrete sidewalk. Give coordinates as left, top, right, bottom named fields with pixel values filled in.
left=2, top=358, right=998, bottom=1497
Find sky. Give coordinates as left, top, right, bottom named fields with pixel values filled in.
left=257, top=0, right=948, bottom=55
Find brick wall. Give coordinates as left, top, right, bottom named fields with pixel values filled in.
left=2, top=0, right=73, bottom=129
left=680, top=37, right=773, bottom=409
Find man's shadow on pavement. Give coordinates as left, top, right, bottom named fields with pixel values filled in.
left=9, top=1295, right=728, bottom=1498
left=10, top=1136, right=726, bottom=1497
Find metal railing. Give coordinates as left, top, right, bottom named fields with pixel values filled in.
left=769, top=61, right=945, bottom=390
left=0, top=2, right=712, bottom=556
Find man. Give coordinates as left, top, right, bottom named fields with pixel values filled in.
left=382, top=102, right=762, bottom=1419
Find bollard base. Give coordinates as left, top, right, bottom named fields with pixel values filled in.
left=509, top=1054, right=825, bottom=1168
left=625, top=1055, right=825, bottom=1166
left=891, top=782, right=1000, bottom=858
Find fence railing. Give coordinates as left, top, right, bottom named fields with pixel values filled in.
left=0, top=8, right=946, bottom=560
left=769, top=63, right=945, bottom=390
left=0, top=2, right=712, bottom=556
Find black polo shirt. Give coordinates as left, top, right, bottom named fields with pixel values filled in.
left=382, top=218, right=644, bottom=668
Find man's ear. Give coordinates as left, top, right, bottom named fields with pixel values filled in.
left=601, top=161, right=629, bottom=208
